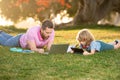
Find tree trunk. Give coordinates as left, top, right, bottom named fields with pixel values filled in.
left=73, top=0, right=117, bottom=25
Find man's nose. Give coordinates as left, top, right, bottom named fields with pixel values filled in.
left=47, top=34, right=50, bottom=37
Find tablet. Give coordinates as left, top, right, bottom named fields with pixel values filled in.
left=71, top=47, right=84, bottom=54
left=49, top=44, right=69, bottom=54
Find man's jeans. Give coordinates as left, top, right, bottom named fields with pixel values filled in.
left=0, top=31, right=23, bottom=47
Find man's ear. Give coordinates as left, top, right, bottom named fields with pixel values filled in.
left=41, top=27, right=46, bottom=32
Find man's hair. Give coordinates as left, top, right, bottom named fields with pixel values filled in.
left=41, top=20, right=54, bottom=30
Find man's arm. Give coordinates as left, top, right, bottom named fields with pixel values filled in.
left=27, top=40, right=44, bottom=54
left=46, top=40, right=54, bottom=51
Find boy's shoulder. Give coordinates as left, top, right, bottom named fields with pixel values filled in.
left=90, top=40, right=101, bottom=46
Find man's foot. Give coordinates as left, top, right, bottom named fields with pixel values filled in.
left=0, top=30, right=3, bottom=33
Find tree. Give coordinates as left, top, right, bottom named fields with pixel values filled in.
left=0, top=0, right=72, bottom=22
left=0, top=0, right=120, bottom=25
left=73, top=0, right=120, bottom=25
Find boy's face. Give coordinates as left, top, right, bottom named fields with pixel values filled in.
left=80, top=41, right=86, bottom=46
left=41, top=27, right=53, bottom=40
left=78, top=38, right=88, bottom=46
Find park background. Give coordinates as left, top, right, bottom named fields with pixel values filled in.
left=0, top=0, right=120, bottom=80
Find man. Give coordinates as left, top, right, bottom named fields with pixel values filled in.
left=0, top=20, right=55, bottom=54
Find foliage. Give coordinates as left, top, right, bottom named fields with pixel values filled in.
left=0, top=0, right=76, bottom=22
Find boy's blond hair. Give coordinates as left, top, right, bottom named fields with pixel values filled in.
left=76, top=29, right=95, bottom=45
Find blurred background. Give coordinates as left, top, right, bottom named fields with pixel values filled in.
left=0, top=0, right=120, bottom=29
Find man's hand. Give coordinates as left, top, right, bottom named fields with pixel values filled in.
left=46, top=40, right=54, bottom=51
left=37, top=49, right=44, bottom=54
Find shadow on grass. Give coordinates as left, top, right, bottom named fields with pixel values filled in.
left=0, top=24, right=120, bottom=33
left=55, top=24, right=120, bottom=31
left=0, top=25, right=26, bottom=33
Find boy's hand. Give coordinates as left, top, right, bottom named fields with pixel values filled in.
left=67, top=50, right=74, bottom=53
left=70, top=50, right=74, bottom=53
left=83, top=51, right=90, bottom=55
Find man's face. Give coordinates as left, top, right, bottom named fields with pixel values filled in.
left=41, top=27, right=53, bottom=40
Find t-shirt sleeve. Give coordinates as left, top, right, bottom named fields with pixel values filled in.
left=25, top=27, right=36, bottom=41
left=90, top=41, right=101, bottom=51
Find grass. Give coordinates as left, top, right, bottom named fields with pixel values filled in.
left=0, top=24, right=120, bottom=80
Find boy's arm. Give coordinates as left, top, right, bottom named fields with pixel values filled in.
left=83, top=50, right=96, bottom=55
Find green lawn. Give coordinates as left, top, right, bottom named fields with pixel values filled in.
left=0, top=25, right=120, bottom=80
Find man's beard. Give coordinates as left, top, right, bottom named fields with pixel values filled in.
left=41, top=33, right=49, bottom=40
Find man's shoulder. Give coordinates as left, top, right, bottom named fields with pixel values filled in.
left=31, top=26, right=41, bottom=29
left=28, top=26, right=41, bottom=31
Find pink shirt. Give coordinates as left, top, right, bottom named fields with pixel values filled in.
left=20, top=26, right=55, bottom=48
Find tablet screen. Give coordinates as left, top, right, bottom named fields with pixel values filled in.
left=71, top=47, right=84, bottom=54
